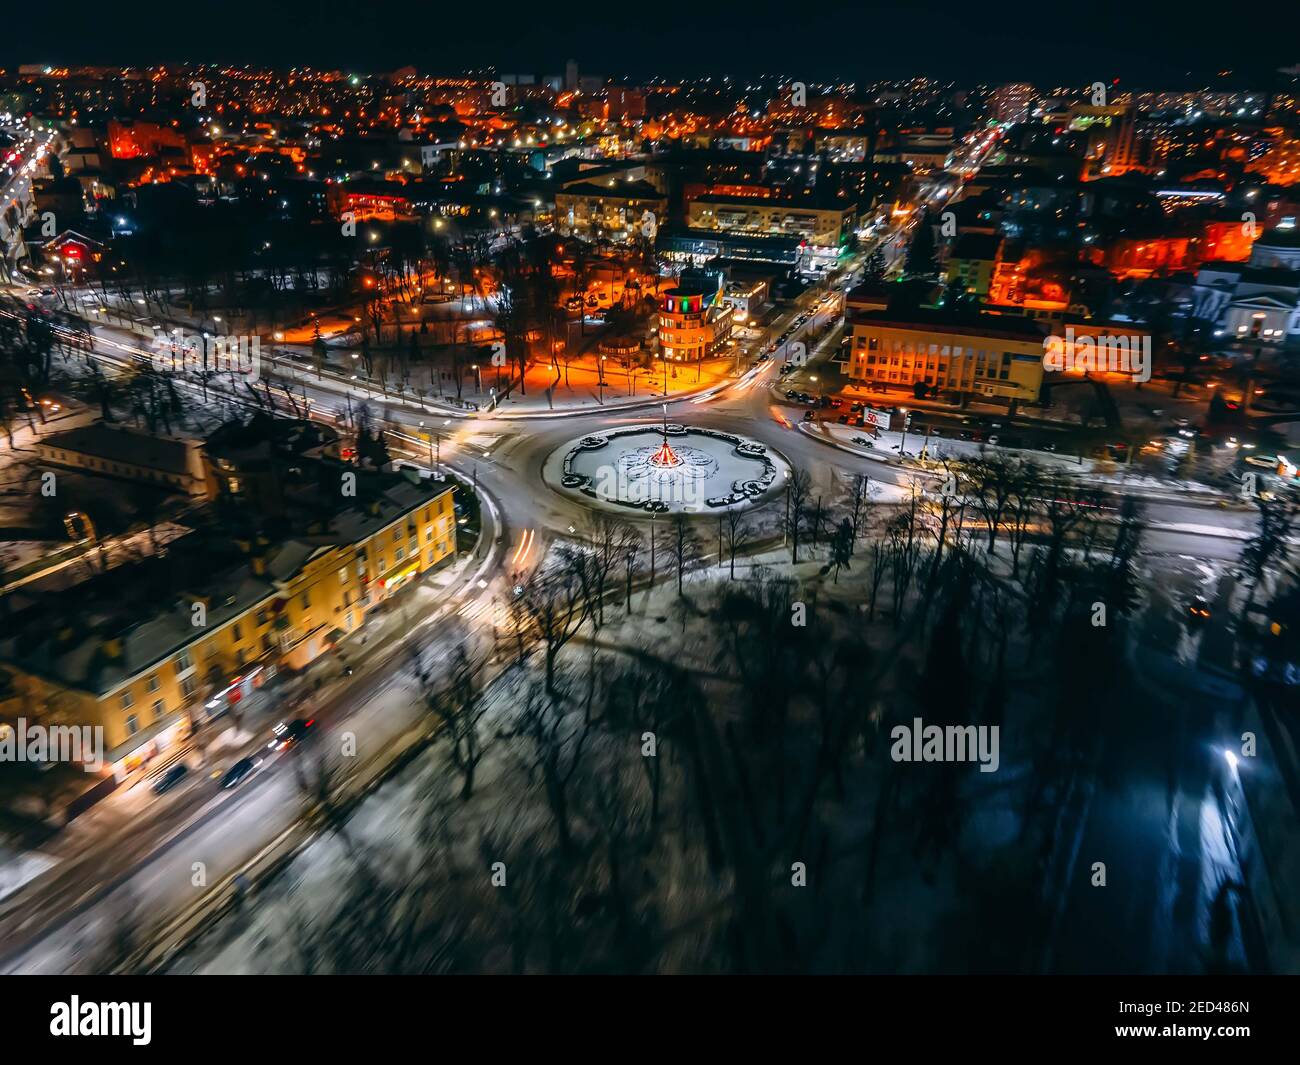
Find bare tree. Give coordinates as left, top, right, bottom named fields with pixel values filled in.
left=723, top=508, right=751, bottom=580
left=785, top=467, right=813, bottom=563
left=425, top=642, right=491, bottom=799
left=665, top=513, right=703, bottom=596
left=520, top=565, right=589, bottom=699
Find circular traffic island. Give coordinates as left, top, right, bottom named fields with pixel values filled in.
left=543, top=423, right=790, bottom=516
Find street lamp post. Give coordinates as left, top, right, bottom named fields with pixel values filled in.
left=898, top=407, right=911, bottom=456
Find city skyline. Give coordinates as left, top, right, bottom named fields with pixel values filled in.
left=5, top=0, right=1298, bottom=87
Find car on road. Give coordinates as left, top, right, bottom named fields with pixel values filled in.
left=151, top=763, right=189, bottom=795
left=802, top=410, right=815, bottom=421
left=837, top=413, right=850, bottom=423
left=269, top=717, right=316, bottom=752
left=220, top=756, right=262, bottom=790
left=1187, top=596, right=1212, bottom=624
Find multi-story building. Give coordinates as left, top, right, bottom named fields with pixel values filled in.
left=685, top=190, right=857, bottom=266
left=658, top=277, right=734, bottom=362
left=943, top=233, right=1003, bottom=298
left=554, top=179, right=666, bottom=241
left=0, top=463, right=457, bottom=781
left=846, top=309, right=1047, bottom=409
left=990, top=82, right=1036, bottom=125
left=36, top=424, right=212, bottom=499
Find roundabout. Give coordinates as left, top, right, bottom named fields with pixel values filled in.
left=542, top=420, right=791, bottom=515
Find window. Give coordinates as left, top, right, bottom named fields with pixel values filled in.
left=395, top=547, right=405, bottom=563
left=233, top=623, right=243, bottom=642
left=256, top=609, right=268, bottom=626
left=345, top=611, right=355, bottom=630
left=378, top=557, right=385, bottom=573
left=868, top=336, right=879, bottom=351
left=338, top=566, right=348, bottom=584
left=300, top=591, right=310, bottom=609
left=176, top=650, right=193, bottom=674
left=180, top=675, right=198, bottom=700
left=262, top=634, right=273, bottom=653
left=147, top=673, right=160, bottom=693
left=425, top=526, right=434, bottom=543
left=125, top=714, right=139, bottom=737
left=152, top=699, right=165, bottom=720
left=120, top=690, right=135, bottom=710
left=392, top=529, right=401, bottom=543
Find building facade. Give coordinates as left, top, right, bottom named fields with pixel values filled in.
left=847, top=310, right=1047, bottom=406
left=658, top=280, right=735, bottom=362
left=0, top=475, right=457, bottom=780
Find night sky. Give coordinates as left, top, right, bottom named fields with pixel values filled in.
left=7, top=0, right=1298, bottom=87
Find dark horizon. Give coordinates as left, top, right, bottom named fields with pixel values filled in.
left=7, top=0, right=1298, bottom=89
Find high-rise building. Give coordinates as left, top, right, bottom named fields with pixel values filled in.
left=990, top=83, right=1036, bottom=125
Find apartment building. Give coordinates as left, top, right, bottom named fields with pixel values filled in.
left=0, top=467, right=456, bottom=780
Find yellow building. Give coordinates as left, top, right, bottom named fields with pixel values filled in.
left=0, top=472, right=457, bottom=779
left=847, top=309, right=1047, bottom=407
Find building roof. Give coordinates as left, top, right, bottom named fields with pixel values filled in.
left=556, top=179, right=663, bottom=201
left=1255, top=226, right=1300, bottom=249
left=38, top=423, right=196, bottom=475
left=0, top=464, right=451, bottom=698
left=950, top=232, right=1002, bottom=262
left=849, top=307, right=1049, bottom=343
left=691, top=190, right=856, bottom=213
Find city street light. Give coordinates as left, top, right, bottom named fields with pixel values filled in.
left=898, top=407, right=911, bottom=456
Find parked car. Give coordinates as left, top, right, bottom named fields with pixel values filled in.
left=837, top=413, right=850, bottom=423
left=802, top=410, right=815, bottom=421
left=151, top=763, right=189, bottom=795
